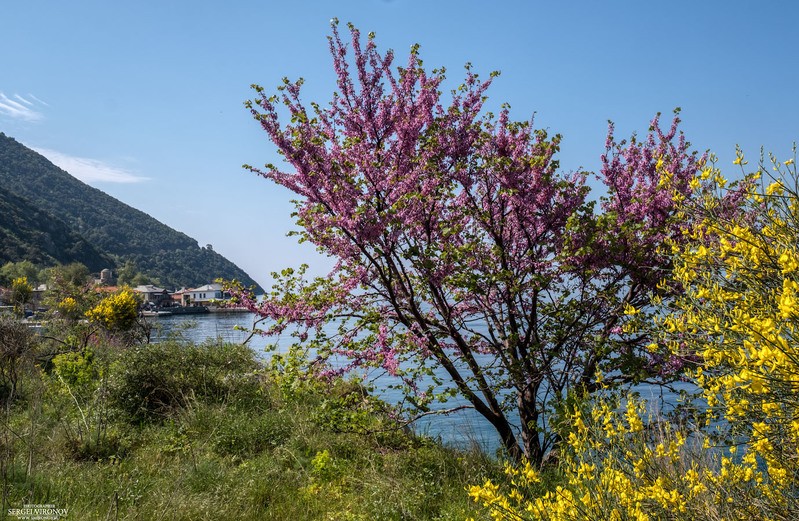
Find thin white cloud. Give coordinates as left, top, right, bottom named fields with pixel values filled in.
left=13, top=94, right=33, bottom=106
left=0, top=92, right=46, bottom=121
left=27, top=94, right=49, bottom=107
left=32, top=147, right=149, bottom=184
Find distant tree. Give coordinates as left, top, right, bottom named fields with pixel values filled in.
left=10, top=276, right=32, bottom=316
left=43, top=263, right=96, bottom=324
left=0, top=260, right=42, bottom=287
left=51, top=262, right=91, bottom=287
left=116, top=260, right=146, bottom=286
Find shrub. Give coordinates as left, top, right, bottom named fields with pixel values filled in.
left=212, top=409, right=292, bottom=458
left=84, top=287, right=139, bottom=332
left=0, top=315, right=36, bottom=403
left=52, top=348, right=100, bottom=389
left=109, top=339, right=261, bottom=422
left=468, top=151, right=799, bottom=520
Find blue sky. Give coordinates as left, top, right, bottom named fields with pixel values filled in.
left=2, top=1, right=797, bottom=287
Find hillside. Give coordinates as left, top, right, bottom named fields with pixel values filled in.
left=0, top=132, right=262, bottom=291
left=0, top=188, right=111, bottom=271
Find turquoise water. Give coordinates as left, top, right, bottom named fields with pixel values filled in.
left=148, top=312, right=690, bottom=454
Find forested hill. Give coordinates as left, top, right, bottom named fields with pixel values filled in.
left=0, top=133, right=262, bottom=291
left=0, top=188, right=111, bottom=272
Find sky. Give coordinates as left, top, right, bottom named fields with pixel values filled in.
left=2, top=1, right=798, bottom=288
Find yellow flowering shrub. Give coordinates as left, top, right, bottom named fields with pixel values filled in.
left=10, top=276, right=32, bottom=316
left=57, top=295, right=84, bottom=320
left=469, top=151, right=799, bottom=520
left=661, top=153, right=799, bottom=507
left=470, top=394, right=710, bottom=520
left=85, top=288, right=139, bottom=332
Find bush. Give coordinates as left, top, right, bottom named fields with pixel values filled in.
left=468, top=151, right=799, bottom=520
left=84, top=287, right=139, bottom=332
left=0, top=315, right=36, bottom=403
left=109, top=339, right=261, bottom=422
left=52, top=347, right=100, bottom=389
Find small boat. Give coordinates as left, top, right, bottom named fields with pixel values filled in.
left=141, top=310, right=173, bottom=317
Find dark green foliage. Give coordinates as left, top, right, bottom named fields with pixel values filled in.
left=0, top=133, right=262, bottom=290
left=0, top=315, right=36, bottom=403
left=0, top=189, right=109, bottom=271
left=0, top=260, right=44, bottom=287
left=109, top=340, right=261, bottom=422
left=125, top=247, right=259, bottom=292
left=212, top=410, right=292, bottom=458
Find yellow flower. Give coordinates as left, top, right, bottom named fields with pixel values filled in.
left=623, top=303, right=639, bottom=316
left=766, top=181, right=784, bottom=196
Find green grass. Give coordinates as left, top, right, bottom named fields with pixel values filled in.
left=1, top=339, right=502, bottom=520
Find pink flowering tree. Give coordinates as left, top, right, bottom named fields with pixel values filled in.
left=236, top=21, right=707, bottom=463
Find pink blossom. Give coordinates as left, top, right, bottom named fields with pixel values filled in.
left=235, top=22, right=730, bottom=463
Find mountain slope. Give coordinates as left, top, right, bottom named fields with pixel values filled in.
left=0, top=132, right=262, bottom=291
left=0, top=188, right=111, bottom=271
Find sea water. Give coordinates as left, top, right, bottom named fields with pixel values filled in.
left=149, top=312, right=691, bottom=454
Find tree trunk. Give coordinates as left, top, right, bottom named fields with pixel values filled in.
left=518, top=385, right=544, bottom=466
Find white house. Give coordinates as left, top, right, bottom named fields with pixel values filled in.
left=186, top=283, right=229, bottom=305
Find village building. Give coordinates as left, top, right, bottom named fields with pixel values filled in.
left=99, top=268, right=113, bottom=285
left=171, top=288, right=189, bottom=306
left=133, top=285, right=172, bottom=307
left=186, top=283, right=230, bottom=306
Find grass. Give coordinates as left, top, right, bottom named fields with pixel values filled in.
left=1, top=338, right=503, bottom=520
